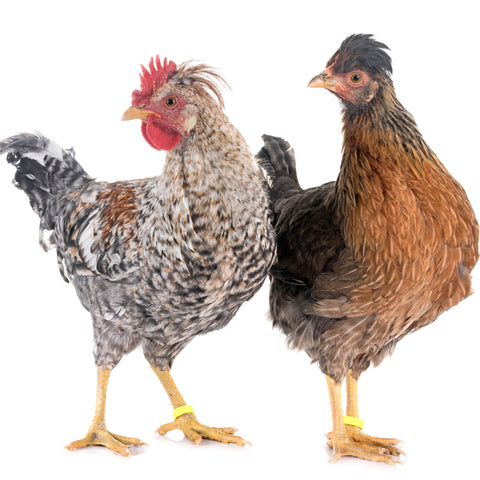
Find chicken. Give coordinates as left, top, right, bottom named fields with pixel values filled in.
left=256, top=34, right=478, bottom=464
left=0, top=56, right=275, bottom=455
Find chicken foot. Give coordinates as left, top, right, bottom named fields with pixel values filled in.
left=65, top=367, right=147, bottom=456
left=325, top=375, right=402, bottom=464
left=150, top=365, right=250, bottom=446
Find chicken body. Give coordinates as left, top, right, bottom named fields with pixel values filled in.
left=257, top=35, right=478, bottom=463
left=63, top=108, right=272, bottom=371
left=1, top=59, right=274, bottom=454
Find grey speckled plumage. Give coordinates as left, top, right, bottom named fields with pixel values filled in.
left=1, top=64, right=275, bottom=373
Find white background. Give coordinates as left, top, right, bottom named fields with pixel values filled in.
left=1, top=1, right=478, bottom=478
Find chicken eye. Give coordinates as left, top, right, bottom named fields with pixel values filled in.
left=350, top=73, right=363, bottom=84
left=165, top=96, right=178, bottom=108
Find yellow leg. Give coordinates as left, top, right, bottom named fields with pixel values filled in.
left=326, top=375, right=401, bottom=464
left=345, top=371, right=404, bottom=457
left=150, top=365, right=250, bottom=446
left=345, top=370, right=360, bottom=417
left=65, top=367, right=146, bottom=456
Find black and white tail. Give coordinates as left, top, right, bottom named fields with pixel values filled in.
left=0, top=132, right=92, bottom=251
left=256, top=134, right=302, bottom=206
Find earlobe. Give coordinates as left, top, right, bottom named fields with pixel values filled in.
left=184, top=115, right=197, bottom=134
left=363, top=80, right=379, bottom=104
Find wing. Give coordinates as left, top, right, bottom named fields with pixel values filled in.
left=56, top=180, right=143, bottom=283
left=273, top=182, right=344, bottom=284
left=272, top=181, right=368, bottom=319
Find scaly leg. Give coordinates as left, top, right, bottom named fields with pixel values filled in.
left=150, top=365, right=249, bottom=446
left=344, top=371, right=404, bottom=457
left=326, top=375, right=401, bottom=464
left=65, top=367, right=146, bottom=456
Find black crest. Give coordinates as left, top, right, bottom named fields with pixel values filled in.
left=327, top=34, right=392, bottom=76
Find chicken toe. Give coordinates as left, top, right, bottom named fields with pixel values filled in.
left=346, top=426, right=404, bottom=457
left=65, top=429, right=147, bottom=456
left=327, top=427, right=404, bottom=457
left=156, top=412, right=249, bottom=446
left=328, top=434, right=402, bottom=465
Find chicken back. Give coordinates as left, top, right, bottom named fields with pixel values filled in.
left=257, top=34, right=478, bottom=463
left=1, top=58, right=274, bottom=453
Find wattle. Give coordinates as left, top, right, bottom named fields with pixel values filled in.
left=141, top=117, right=181, bottom=151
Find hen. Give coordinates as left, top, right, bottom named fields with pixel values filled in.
left=257, top=35, right=478, bottom=464
left=1, top=57, right=274, bottom=455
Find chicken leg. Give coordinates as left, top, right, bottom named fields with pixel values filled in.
left=150, top=365, right=249, bottom=446
left=65, top=367, right=147, bottom=456
left=325, top=375, right=401, bottom=464
left=343, top=371, right=404, bottom=456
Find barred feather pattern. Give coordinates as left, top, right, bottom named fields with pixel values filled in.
left=2, top=70, right=275, bottom=370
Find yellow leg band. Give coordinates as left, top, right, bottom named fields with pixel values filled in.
left=343, top=416, right=364, bottom=430
left=173, top=405, right=195, bottom=420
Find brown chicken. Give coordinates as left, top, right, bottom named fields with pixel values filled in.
left=257, top=34, right=478, bottom=464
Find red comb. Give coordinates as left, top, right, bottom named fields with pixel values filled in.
left=132, top=56, right=177, bottom=105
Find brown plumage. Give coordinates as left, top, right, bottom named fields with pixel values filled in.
left=257, top=34, right=478, bottom=464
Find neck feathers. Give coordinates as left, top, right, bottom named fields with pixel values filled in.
left=336, top=81, right=447, bottom=212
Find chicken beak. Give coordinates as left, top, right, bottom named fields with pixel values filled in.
left=122, top=106, right=159, bottom=121
left=308, top=72, right=337, bottom=92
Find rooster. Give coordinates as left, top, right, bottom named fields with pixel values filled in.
left=256, top=34, right=478, bottom=464
left=1, top=57, right=275, bottom=455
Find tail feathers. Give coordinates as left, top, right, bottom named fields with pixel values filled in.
left=1, top=132, right=92, bottom=236
left=256, top=134, right=301, bottom=203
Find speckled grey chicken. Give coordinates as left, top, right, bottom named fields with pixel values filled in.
left=257, top=35, right=478, bottom=464
left=0, top=57, right=274, bottom=455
